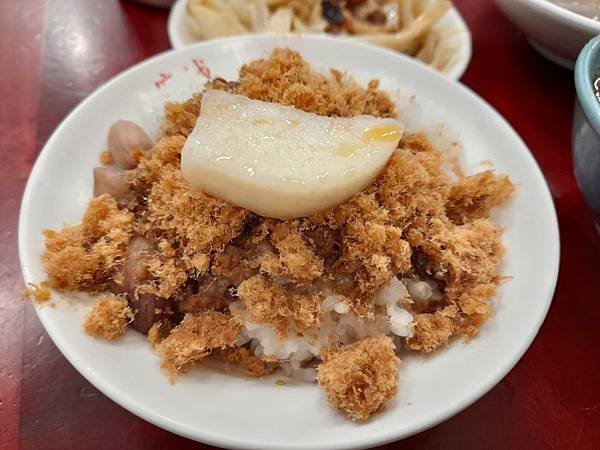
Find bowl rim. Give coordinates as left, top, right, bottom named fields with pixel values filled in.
left=575, top=35, right=600, bottom=136
left=514, top=0, right=600, bottom=32
left=166, top=0, right=473, bottom=81
left=19, top=34, right=560, bottom=450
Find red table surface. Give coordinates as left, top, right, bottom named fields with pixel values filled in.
left=1, top=1, right=599, bottom=449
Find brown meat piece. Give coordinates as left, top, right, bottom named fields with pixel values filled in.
left=24, top=283, right=52, bottom=304
left=305, top=226, right=341, bottom=266
left=211, top=245, right=257, bottom=285
left=130, top=293, right=170, bottom=334
left=42, top=195, right=133, bottom=291
left=221, top=347, right=278, bottom=377
left=93, top=167, right=130, bottom=200
left=446, top=171, right=515, bottom=224
left=407, top=306, right=458, bottom=353
left=119, top=236, right=172, bottom=334
left=205, top=77, right=241, bottom=94
left=318, top=336, right=399, bottom=420
left=179, top=276, right=234, bottom=314
left=237, top=275, right=322, bottom=339
left=84, top=296, right=133, bottom=340
left=236, top=48, right=395, bottom=118
left=366, top=10, right=387, bottom=25
left=156, top=311, right=240, bottom=380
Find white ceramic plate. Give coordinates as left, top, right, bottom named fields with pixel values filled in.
left=167, top=0, right=472, bottom=80
left=495, top=0, right=600, bottom=69
left=19, top=35, right=559, bottom=450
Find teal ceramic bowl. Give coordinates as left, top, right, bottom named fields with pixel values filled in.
left=574, top=35, right=600, bottom=233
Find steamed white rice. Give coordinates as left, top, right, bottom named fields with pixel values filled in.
left=230, top=276, right=426, bottom=382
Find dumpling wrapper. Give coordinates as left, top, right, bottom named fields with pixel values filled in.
left=181, top=90, right=403, bottom=219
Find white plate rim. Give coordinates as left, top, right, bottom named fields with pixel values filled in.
left=166, top=0, right=473, bottom=81
left=19, top=34, right=560, bottom=450
left=518, top=0, right=600, bottom=33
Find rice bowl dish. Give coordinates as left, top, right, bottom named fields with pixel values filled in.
left=31, top=48, right=514, bottom=421
left=18, top=36, right=559, bottom=448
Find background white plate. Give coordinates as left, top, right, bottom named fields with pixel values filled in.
left=167, top=0, right=473, bottom=80
left=495, top=0, right=600, bottom=69
left=19, top=35, right=559, bottom=450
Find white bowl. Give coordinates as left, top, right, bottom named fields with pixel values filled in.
left=19, top=35, right=559, bottom=449
left=167, top=0, right=472, bottom=80
left=495, top=0, right=600, bottom=69
left=131, top=0, right=176, bottom=7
